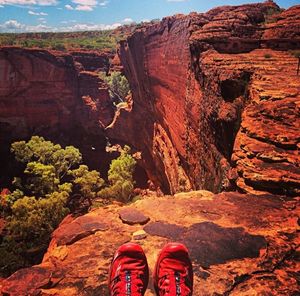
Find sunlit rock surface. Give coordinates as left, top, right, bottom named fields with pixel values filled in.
left=114, top=2, right=300, bottom=194
left=1, top=191, right=299, bottom=295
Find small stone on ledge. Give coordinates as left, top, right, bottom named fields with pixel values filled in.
left=119, top=208, right=150, bottom=225
left=133, top=230, right=147, bottom=240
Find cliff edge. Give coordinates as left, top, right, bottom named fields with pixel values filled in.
left=110, top=2, right=300, bottom=195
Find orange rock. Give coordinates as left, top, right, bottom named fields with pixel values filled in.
left=1, top=191, right=298, bottom=295
left=113, top=2, right=300, bottom=195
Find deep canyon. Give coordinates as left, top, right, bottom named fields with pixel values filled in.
left=0, top=1, right=299, bottom=295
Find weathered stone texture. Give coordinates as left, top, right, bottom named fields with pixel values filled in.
left=1, top=191, right=299, bottom=295
left=114, top=3, right=300, bottom=195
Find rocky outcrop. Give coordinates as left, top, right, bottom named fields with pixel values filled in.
left=1, top=191, right=299, bottom=295
left=70, top=51, right=109, bottom=73
left=112, top=2, right=300, bottom=195
left=0, top=47, right=78, bottom=139
left=228, top=50, right=300, bottom=196
left=0, top=47, right=114, bottom=138
left=1, top=3, right=299, bottom=196
left=0, top=47, right=116, bottom=185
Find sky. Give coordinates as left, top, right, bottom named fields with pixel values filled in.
left=0, top=0, right=299, bottom=33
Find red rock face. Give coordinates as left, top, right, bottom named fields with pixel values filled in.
left=114, top=2, right=300, bottom=195
left=0, top=47, right=115, bottom=184
left=0, top=47, right=114, bottom=139
left=70, top=50, right=110, bottom=73
left=0, top=48, right=78, bottom=138
left=0, top=3, right=299, bottom=196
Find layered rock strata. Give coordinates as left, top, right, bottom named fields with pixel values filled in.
left=0, top=47, right=115, bottom=184
left=1, top=191, right=299, bottom=295
left=0, top=47, right=113, bottom=138
left=111, top=2, right=300, bottom=194
left=0, top=2, right=299, bottom=195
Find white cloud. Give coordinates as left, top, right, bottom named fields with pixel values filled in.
left=28, top=10, right=48, bottom=15
left=75, top=4, right=92, bottom=11
left=61, top=22, right=121, bottom=31
left=64, top=0, right=109, bottom=12
left=38, top=17, right=46, bottom=23
left=72, top=0, right=96, bottom=5
left=70, top=0, right=97, bottom=11
left=0, top=19, right=53, bottom=32
left=99, top=0, right=108, bottom=6
left=123, top=17, right=134, bottom=24
left=0, top=4, right=4, bottom=7
left=36, top=0, right=56, bottom=4
left=0, top=19, right=24, bottom=30
left=26, top=23, right=53, bottom=31
left=65, top=4, right=73, bottom=9
left=0, top=0, right=57, bottom=6
left=0, top=19, right=122, bottom=32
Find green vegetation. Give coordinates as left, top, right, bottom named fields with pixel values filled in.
left=290, top=50, right=300, bottom=58
left=0, top=30, right=121, bottom=52
left=262, top=7, right=283, bottom=24
left=98, top=145, right=136, bottom=202
left=69, top=165, right=104, bottom=205
left=101, top=71, right=130, bottom=100
left=0, top=136, right=137, bottom=277
left=264, top=53, right=272, bottom=59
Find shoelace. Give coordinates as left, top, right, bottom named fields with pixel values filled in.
left=158, top=271, right=192, bottom=296
left=111, top=270, right=144, bottom=296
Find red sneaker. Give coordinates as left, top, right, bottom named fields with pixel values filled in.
left=154, top=243, right=193, bottom=296
left=109, top=243, right=149, bottom=296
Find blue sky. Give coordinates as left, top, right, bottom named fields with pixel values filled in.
left=0, top=0, right=298, bottom=32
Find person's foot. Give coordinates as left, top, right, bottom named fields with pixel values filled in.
left=109, top=243, right=149, bottom=296
left=153, top=243, right=193, bottom=296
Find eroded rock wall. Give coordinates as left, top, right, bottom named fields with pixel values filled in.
left=0, top=2, right=299, bottom=196
left=0, top=47, right=115, bottom=184
left=115, top=2, right=300, bottom=195
left=0, top=48, right=78, bottom=138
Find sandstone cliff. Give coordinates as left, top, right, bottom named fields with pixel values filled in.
left=0, top=47, right=117, bottom=185
left=110, top=2, right=300, bottom=195
left=0, top=47, right=116, bottom=136
left=0, top=2, right=300, bottom=295
left=1, top=3, right=299, bottom=196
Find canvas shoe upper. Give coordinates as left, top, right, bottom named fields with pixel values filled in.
left=109, top=243, right=149, bottom=296
left=153, top=243, right=193, bottom=296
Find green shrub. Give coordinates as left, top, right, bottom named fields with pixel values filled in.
left=69, top=165, right=104, bottom=205
left=8, top=191, right=69, bottom=242
left=1, top=189, right=23, bottom=212
left=0, top=136, right=103, bottom=276
left=11, top=136, right=82, bottom=181
left=290, top=50, right=300, bottom=58
left=52, top=43, right=66, bottom=51
left=98, top=145, right=136, bottom=202
left=264, top=53, right=272, bottom=59
left=103, top=71, right=130, bottom=99
left=1, top=136, right=138, bottom=276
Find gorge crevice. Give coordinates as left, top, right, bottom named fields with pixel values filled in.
left=1, top=1, right=300, bottom=196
